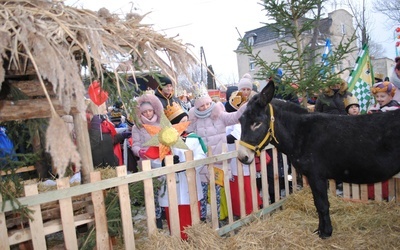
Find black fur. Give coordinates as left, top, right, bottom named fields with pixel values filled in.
left=238, top=81, right=400, bottom=239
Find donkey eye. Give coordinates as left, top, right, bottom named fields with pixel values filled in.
left=251, top=122, right=262, bottom=130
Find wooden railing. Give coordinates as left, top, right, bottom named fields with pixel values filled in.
left=0, top=145, right=398, bottom=249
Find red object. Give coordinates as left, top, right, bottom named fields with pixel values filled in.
left=230, top=175, right=262, bottom=216
left=164, top=202, right=201, bottom=240
left=396, top=27, right=400, bottom=33
left=88, top=80, right=109, bottom=106
left=100, top=119, right=123, bottom=165
left=144, top=146, right=160, bottom=159
left=367, top=180, right=389, bottom=200
left=255, top=152, right=272, bottom=172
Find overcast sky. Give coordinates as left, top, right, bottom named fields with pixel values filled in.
left=65, top=0, right=395, bottom=86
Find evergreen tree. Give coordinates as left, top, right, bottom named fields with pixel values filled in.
left=238, top=0, right=357, bottom=107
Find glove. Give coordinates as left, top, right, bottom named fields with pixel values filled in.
left=139, top=149, right=147, bottom=159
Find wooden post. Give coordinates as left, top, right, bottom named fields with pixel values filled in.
left=116, top=166, right=135, bottom=250
left=221, top=144, right=233, bottom=227
left=165, top=155, right=180, bottom=237
left=73, top=112, right=94, bottom=184
left=0, top=194, right=10, bottom=250
left=235, top=140, right=245, bottom=219
left=57, top=177, right=78, bottom=250
left=24, top=184, right=46, bottom=249
left=184, top=151, right=200, bottom=225
left=142, top=160, right=157, bottom=235
left=90, top=171, right=110, bottom=250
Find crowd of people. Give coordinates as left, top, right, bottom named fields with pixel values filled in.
left=82, top=60, right=400, bottom=239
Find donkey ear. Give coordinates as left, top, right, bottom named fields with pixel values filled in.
left=260, top=80, right=275, bottom=106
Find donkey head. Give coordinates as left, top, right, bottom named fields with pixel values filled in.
left=238, top=81, right=275, bottom=164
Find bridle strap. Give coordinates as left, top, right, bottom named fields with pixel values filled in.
left=239, top=104, right=279, bottom=156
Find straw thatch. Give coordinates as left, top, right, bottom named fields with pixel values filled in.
left=138, top=188, right=400, bottom=249
left=0, top=0, right=196, bottom=176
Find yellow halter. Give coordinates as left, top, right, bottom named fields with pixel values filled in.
left=239, top=104, right=279, bottom=156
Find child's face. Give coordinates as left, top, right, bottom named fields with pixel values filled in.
left=198, top=102, right=211, bottom=111
left=375, top=92, right=392, bottom=107
left=347, top=105, right=360, bottom=116
left=161, top=84, right=173, bottom=96
left=240, top=88, right=251, bottom=98
left=141, top=109, right=155, bottom=120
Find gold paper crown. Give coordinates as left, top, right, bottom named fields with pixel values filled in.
left=164, top=102, right=185, bottom=121
left=343, top=95, right=359, bottom=109
left=193, top=83, right=209, bottom=100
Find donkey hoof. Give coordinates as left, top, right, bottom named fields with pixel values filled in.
left=313, top=229, right=331, bottom=239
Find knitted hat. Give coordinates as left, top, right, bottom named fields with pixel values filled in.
left=165, top=102, right=188, bottom=124
left=371, top=81, right=396, bottom=97
left=159, top=76, right=172, bottom=86
left=238, top=73, right=253, bottom=90
left=193, top=84, right=212, bottom=109
left=343, top=95, right=359, bottom=112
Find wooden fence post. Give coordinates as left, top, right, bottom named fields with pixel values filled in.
left=24, top=184, right=46, bottom=249
left=116, top=166, right=135, bottom=250
left=0, top=193, right=10, bottom=250
left=90, top=171, right=110, bottom=250
left=184, top=151, right=200, bottom=225
left=142, top=160, right=157, bottom=235
left=57, top=177, right=78, bottom=250
left=165, top=155, right=180, bottom=237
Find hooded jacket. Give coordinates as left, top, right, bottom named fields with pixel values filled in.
left=131, top=94, right=164, bottom=157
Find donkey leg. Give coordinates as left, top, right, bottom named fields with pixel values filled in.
left=308, top=177, right=332, bottom=238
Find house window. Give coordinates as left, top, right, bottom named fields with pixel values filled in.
left=248, top=36, right=254, bottom=46
left=341, top=24, right=346, bottom=35
left=249, top=60, right=255, bottom=71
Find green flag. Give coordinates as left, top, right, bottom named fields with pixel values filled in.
left=346, top=44, right=374, bottom=114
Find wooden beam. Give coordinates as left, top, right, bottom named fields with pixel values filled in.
left=0, top=99, right=79, bottom=122
left=10, top=80, right=54, bottom=97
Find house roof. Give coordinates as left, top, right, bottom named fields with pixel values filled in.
left=236, top=15, right=333, bottom=50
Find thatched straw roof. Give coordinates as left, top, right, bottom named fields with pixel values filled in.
left=0, top=0, right=196, bottom=175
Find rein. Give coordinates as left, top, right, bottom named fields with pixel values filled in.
left=239, top=103, right=279, bottom=156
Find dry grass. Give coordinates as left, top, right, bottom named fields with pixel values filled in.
left=137, top=188, right=400, bottom=249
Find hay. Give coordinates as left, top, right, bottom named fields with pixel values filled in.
left=137, top=188, right=400, bottom=249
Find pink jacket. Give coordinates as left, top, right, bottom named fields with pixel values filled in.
left=188, top=102, right=247, bottom=158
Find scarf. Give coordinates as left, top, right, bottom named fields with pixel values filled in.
left=141, top=114, right=158, bottom=125
left=194, top=101, right=215, bottom=119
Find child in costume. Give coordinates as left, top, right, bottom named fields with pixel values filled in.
left=187, top=83, right=247, bottom=222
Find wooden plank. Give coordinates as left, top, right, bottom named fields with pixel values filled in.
left=165, top=155, right=180, bottom=237
left=249, top=158, right=258, bottom=213
left=57, top=177, right=78, bottom=250
left=259, top=150, right=270, bottom=207
left=184, top=151, right=200, bottom=225
left=282, top=154, right=289, bottom=197
left=374, top=182, right=382, bottom=201
left=0, top=166, right=36, bottom=176
left=360, top=184, right=368, bottom=201
left=10, top=80, right=54, bottom=97
left=352, top=184, right=360, bottom=200
left=90, top=171, right=110, bottom=250
left=1, top=151, right=237, bottom=213
left=0, top=99, right=78, bottom=122
left=0, top=194, right=10, bottom=250
left=24, top=184, right=46, bottom=249
left=221, top=144, right=233, bottom=227
left=116, top=166, right=135, bottom=250
left=142, top=160, right=157, bottom=235
left=396, top=178, right=400, bottom=203
left=272, top=148, right=280, bottom=202
left=291, top=165, right=297, bottom=193
left=328, top=180, right=336, bottom=196
left=207, top=149, right=219, bottom=230
left=388, top=178, right=395, bottom=201
left=236, top=144, right=245, bottom=218
left=343, top=183, right=351, bottom=199
left=8, top=213, right=93, bottom=245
